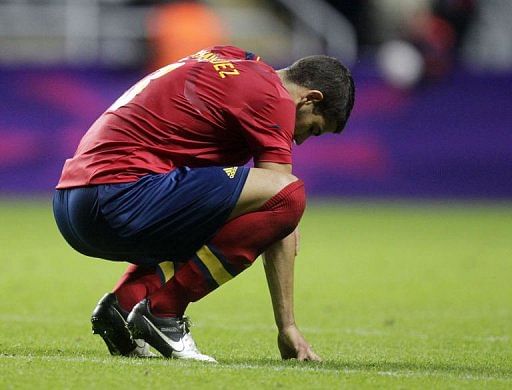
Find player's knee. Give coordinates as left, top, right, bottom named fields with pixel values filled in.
left=263, top=170, right=299, bottom=197
left=283, top=179, right=306, bottom=225
left=276, top=172, right=299, bottom=189
left=263, top=179, right=306, bottom=234
left=231, top=169, right=300, bottom=220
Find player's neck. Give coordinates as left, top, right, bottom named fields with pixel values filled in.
left=276, top=69, right=307, bottom=105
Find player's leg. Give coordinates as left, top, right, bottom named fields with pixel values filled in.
left=111, top=261, right=173, bottom=311
left=81, top=166, right=254, bottom=360
left=55, top=166, right=302, bottom=360
left=110, top=167, right=299, bottom=312
left=127, top=169, right=306, bottom=359
left=146, top=175, right=305, bottom=317
left=89, top=166, right=253, bottom=323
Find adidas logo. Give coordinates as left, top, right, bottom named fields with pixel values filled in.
left=223, top=167, right=238, bottom=178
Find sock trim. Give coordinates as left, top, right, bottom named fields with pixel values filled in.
left=196, top=245, right=234, bottom=286
left=260, top=180, right=304, bottom=211
left=157, top=261, right=175, bottom=283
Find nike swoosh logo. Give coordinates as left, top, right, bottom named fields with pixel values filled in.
left=143, top=315, right=185, bottom=352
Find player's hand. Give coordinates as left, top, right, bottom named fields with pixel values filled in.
left=277, top=325, right=322, bottom=362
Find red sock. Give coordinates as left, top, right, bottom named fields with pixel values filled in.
left=149, top=180, right=306, bottom=317
left=112, top=264, right=165, bottom=311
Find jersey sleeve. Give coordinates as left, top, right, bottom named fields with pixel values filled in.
left=234, top=92, right=295, bottom=165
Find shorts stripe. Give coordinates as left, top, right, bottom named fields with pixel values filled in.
left=196, top=245, right=234, bottom=286
left=157, top=261, right=175, bottom=283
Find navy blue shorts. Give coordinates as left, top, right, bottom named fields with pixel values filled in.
left=53, top=166, right=249, bottom=265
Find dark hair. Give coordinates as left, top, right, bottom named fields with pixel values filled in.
left=285, top=55, right=355, bottom=133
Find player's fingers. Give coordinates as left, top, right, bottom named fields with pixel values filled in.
left=299, top=346, right=322, bottom=362
left=307, top=350, right=322, bottom=362
left=297, top=348, right=308, bottom=361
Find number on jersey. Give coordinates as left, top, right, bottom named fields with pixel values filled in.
left=108, top=62, right=185, bottom=111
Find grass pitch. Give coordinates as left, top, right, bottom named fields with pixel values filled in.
left=0, top=198, right=511, bottom=389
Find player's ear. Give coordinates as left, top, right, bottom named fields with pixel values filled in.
left=305, top=90, right=324, bottom=105
left=297, top=90, right=324, bottom=109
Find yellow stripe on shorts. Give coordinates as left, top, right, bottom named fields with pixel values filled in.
left=158, top=261, right=175, bottom=282
left=196, top=245, right=233, bottom=286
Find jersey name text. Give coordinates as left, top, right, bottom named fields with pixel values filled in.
left=190, top=50, right=241, bottom=79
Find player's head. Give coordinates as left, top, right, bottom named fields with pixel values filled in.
left=282, top=55, right=355, bottom=145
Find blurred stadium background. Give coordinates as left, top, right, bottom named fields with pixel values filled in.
left=1, top=0, right=511, bottom=199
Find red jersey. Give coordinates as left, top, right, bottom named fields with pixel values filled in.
left=57, top=46, right=295, bottom=188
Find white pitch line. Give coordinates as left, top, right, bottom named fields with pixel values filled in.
left=1, top=354, right=511, bottom=383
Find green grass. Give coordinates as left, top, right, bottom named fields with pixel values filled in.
left=0, top=199, right=511, bottom=389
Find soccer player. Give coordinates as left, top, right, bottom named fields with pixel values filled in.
left=53, top=46, right=355, bottom=362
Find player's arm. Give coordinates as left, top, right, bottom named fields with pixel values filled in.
left=256, top=161, right=321, bottom=362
